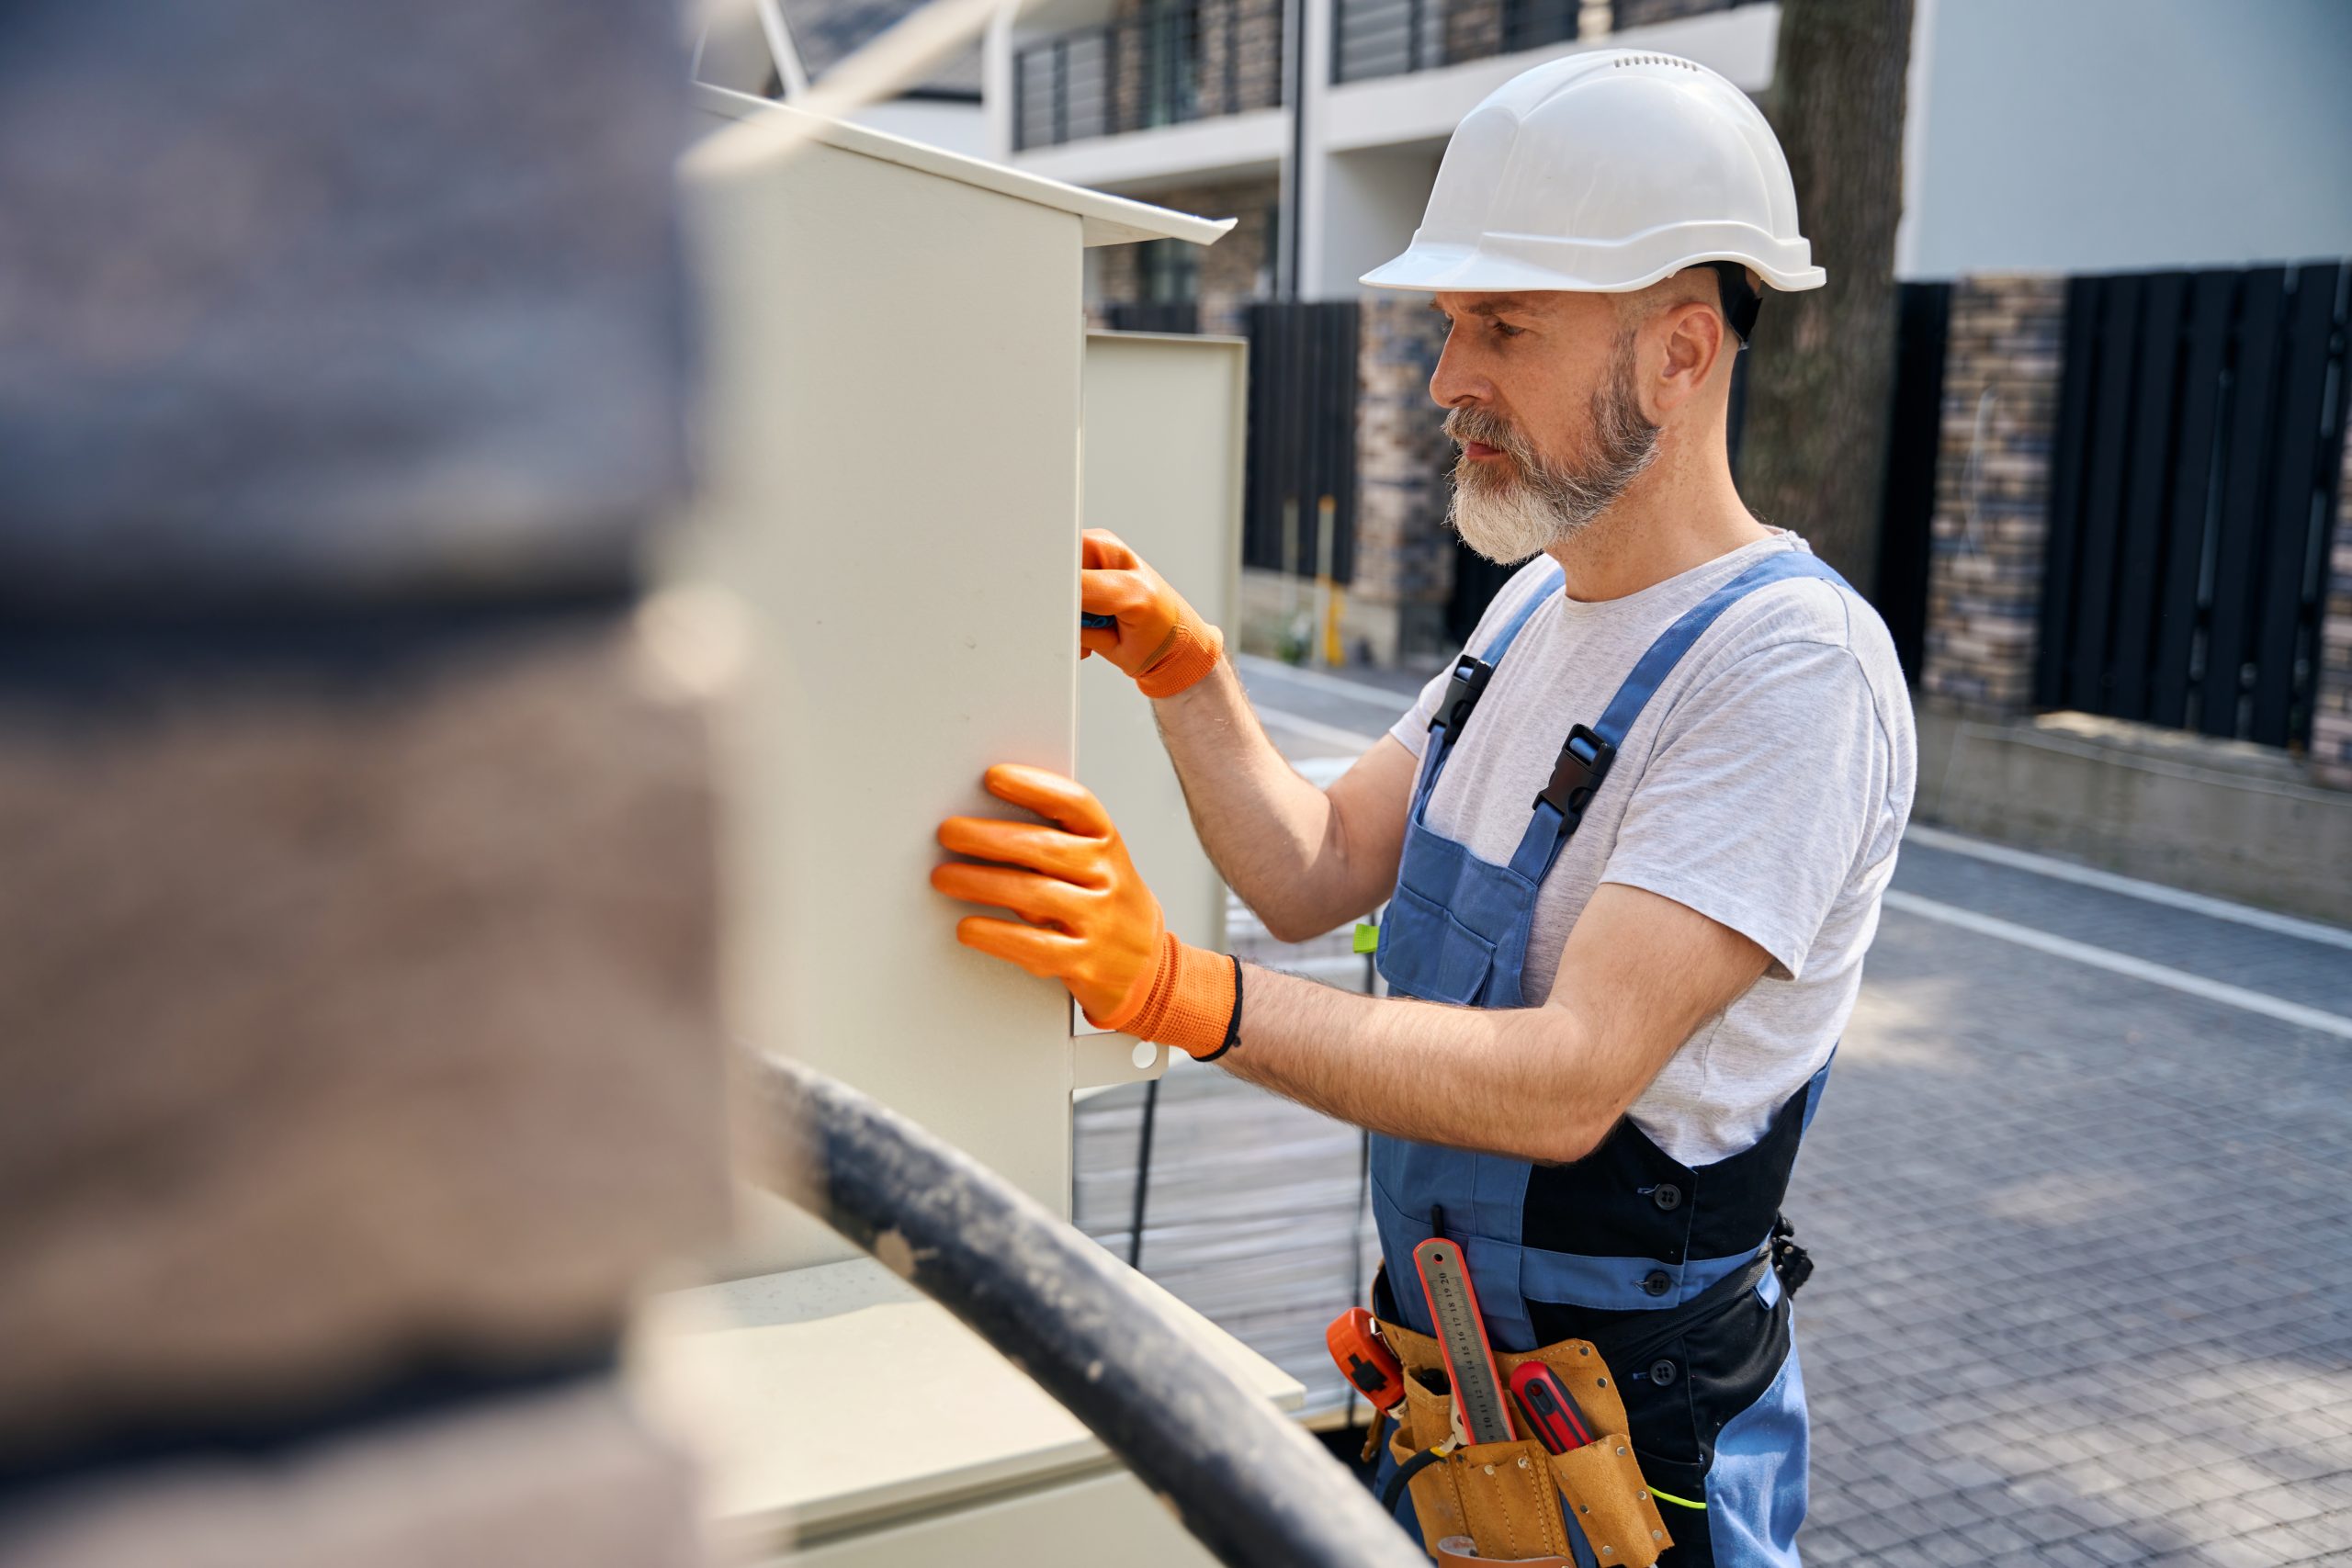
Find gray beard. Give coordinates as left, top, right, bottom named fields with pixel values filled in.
left=1444, top=338, right=1660, bottom=565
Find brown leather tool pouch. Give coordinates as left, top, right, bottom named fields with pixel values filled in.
left=1549, top=1432, right=1673, bottom=1565
left=1378, top=1316, right=1671, bottom=1567
left=1434, top=1536, right=1576, bottom=1566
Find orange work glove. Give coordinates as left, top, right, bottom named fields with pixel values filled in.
left=1080, top=529, right=1224, bottom=698
left=931, top=763, right=1240, bottom=1060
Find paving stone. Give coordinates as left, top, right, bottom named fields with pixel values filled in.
left=2041, top=1544, right=2120, bottom=1568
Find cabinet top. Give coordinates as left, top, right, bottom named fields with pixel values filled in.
left=634, top=1256, right=1302, bottom=1542
left=689, top=85, right=1238, bottom=251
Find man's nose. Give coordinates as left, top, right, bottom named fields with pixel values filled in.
left=1428, top=331, right=1488, bottom=412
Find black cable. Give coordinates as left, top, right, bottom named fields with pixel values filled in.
left=742, top=1050, right=1427, bottom=1568
left=1380, top=1445, right=1447, bottom=1515
left=1127, top=1076, right=1161, bottom=1269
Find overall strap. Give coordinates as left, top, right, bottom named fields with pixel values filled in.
left=1504, top=549, right=1849, bottom=881
left=1410, top=558, right=1564, bottom=816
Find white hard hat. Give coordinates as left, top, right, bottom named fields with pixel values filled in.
left=1362, top=50, right=1824, bottom=301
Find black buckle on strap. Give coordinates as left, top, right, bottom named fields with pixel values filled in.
left=1429, top=654, right=1493, bottom=735
left=1770, top=1213, right=1814, bottom=1296
left=1533, top=724, right=1615, bottom=823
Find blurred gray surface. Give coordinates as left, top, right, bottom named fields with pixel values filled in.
left=0, top=0, right=692, bottom=614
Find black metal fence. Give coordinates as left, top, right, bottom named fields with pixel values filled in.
left=1106, top=301, right=1203, bottom=334
left=2036, top=261, right=2351, bottom=748
left=1876, top=281, right=1953, bottom=682
left=1333, top=0, right=1758, bottom=85
left=1244, top=302, right=1361, bottom=581
left=1015, top=0, right=1283, bottom=152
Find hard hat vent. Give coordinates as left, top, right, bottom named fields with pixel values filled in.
left=1615, top=54, right=1699, bottom=71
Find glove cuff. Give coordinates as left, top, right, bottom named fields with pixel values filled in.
left=1102, top=933, right=1240, bottom=1060
left=1136, top=618, right=1223, bottom=699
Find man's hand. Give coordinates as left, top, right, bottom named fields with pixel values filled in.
left=932, top=764, right=1238, bottom=1059
left=1080, top=529, right=1223, bottom=698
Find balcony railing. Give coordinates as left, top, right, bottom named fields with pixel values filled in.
left=1014, top=0, right=1285, bottom=152
left=1333, top=0, right=1759, bottom=86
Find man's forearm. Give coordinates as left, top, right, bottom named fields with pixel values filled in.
left=1148, top=659, right=1353, bottom=939
left=1218, top=965, right=1621, bottom=1167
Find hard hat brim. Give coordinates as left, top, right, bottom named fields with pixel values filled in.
left=1359, top=239, right=1826, bottom=296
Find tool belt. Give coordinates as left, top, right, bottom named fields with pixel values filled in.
left=1367, top=1307, right=1673, bottom=1567
left=1363, top=1238, right=1809, bottom=1566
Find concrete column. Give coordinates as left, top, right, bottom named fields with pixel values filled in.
left=1919, top=275, right=2069, bottom=717
left=1292, top=0, right=1335, bottom=298
left=1313, top=148, right=1439, bottom=299
left=984, top=5, right=1018, bottom=158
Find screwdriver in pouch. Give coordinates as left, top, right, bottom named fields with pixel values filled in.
left=1509, top=1362, right=1595, bottom=1455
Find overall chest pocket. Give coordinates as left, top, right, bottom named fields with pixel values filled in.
left=1378, top=883, right=1501, bottom=1005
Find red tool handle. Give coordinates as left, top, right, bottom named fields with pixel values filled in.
left=1508, top=1362, right=1595, bottom=1455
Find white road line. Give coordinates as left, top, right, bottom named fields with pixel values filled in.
left=1236, top=652, right=1427, bottom=711
left=1903, top=824, right=2352, bottom=952
left=1254, top=705, right=1387, bottom=754
left=1880, top=890, right=2352, bottom=1041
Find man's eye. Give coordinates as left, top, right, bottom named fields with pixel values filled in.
left=1490, top=321, right=1524, bottom=339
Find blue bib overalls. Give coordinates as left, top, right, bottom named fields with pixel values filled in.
left=1365, top=550, right=1848, bottom=1568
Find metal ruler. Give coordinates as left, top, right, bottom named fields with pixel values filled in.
left=1411, top=1237, right=1516, bottom=1446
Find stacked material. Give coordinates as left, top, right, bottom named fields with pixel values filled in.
left=1074, top=892, right=1386, bottom=1420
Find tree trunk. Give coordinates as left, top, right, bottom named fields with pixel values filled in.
left=1738, top=0, right=1915, bottom=599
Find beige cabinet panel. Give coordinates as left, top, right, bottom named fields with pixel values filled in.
left=637, top=1258, right=1301, bottom=1559
left=681, top=116, right=1086, bottom=1254
left=1071, top=333, right=1248, bottom=1091
left=778, top=1467, right=1223, bottom=1567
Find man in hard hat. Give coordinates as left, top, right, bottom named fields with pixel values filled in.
left=933, top=50, right=1916, bottom=1567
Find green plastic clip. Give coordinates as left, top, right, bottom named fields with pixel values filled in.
left=1352, top=921, right=1378, bottom=955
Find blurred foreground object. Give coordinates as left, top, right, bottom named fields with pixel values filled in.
left=0, top=1, right=729, bottom=1563
left=0, top=0, right=690, bottom=615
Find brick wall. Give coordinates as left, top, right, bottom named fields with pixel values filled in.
left=1350, top=293, right=1455, bottom=662
left=1442, top=0, right=1501, bottom=65
left=1195, top=0, right=1283, bottom=115
left=1092, top=176, right=1277, bottom=336
left=1104, top=0, right=1281, bottom=132
left=1919, top=275, right=2069, bottom=716
left=2312, top=438, right=2352, bottom=788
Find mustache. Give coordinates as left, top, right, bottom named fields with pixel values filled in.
left=1443, top=407, right=1536, bottom=466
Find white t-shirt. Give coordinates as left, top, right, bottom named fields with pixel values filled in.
left=1385, top=531, right=1917, bottom=1165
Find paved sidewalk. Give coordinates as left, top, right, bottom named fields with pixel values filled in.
left=1793, top=863, right=2352, bottom=1566
left=1090, top=657, right=2352, bottom=1566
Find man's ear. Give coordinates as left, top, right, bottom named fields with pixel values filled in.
left=1651, top=300, right=1726, bottom=416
